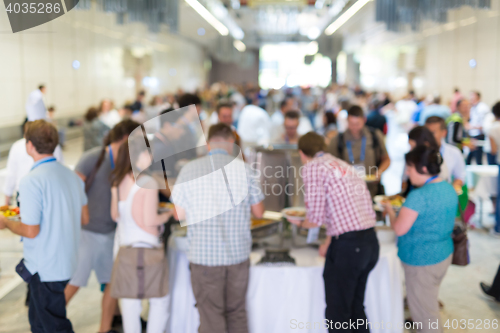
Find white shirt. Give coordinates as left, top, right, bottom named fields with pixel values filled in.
left=488, top=121, right=500, bottom=163
left=25, top=90, right=46, bottom=121
left=99, top=109, right=122, bottom=128
left=394, top=99, right=417, bottom=132
left=3, top=138, right=64, bottom=197
left=237, top=105, right=271, bottom=145
left=469, top=101, right=490, bottom=137
left=440, top=140, right=466, bottom=183
left=336, top=110, right=348, bottom=133
left=482, top=112, right=496, bottom=153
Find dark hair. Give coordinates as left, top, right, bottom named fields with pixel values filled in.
left=84, top=107, right=99, bottom=122
left=284, top=110, right=300, bottom=120
left=454, top=87, right=459, bottom=93
left=405, top=146, right=443, bottom=176
left=324, top=111, right=336, bottom=126
left=159, top=107, right=182, bottom=128
left=347, top=105, right=364, bottom=118
left=85, top=119, right=140, bottom=192
left=340, top=99, right=350, bottom=111
left=408, top=90, right=415, bottom=96
left=298, top=132, right=326, bottom=157
left=456, top=98, right=465, bottom=109
left=492, top=101, right=500, bottom=119
left=280, top=97, right=293, bottom=110
left=472, top=91, right=481, bottom=99
left=122, top=104, right=134, bottom=114
left=110, top=141, right=133, bottom=187
left=208, top=123, right=235, bottom=141
left=38, top=84, right=45, bottom=90
left=25, top=120, right=58, bottom=154
left=178, top=93, right=201, bottom=108
left=408, top=126, right=439, bottom=149
left=48, top=106, right=55, bottom=112
left=216, top=100, right=233, bottom=114
left=138, top=90, right=145, bottom=97
left=433, top=95, right=441, bottom=104
left=425, top=116, right=446, bottom=130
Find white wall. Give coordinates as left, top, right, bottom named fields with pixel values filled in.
left=0, top=4, right=208, bottom=128
left=339, top=1, right=500, bottom=106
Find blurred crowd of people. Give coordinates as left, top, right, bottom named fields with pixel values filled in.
left=2, top=81, right=500, bottom=333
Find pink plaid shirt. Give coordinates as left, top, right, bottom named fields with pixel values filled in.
left=302, top=152, right=376, bottom=236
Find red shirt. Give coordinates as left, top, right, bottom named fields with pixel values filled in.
left=302, top=152, right=376, bottom=236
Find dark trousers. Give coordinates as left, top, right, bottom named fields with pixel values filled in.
left=190, top=259, right=250, bottom=333
left=466, top=134, right=485, bottom=165
left=323, top=228, right=380, bottom=333
left=487, top=153, right=497, bottom=166
left=28, top=274, right=73, bottom=333
left=489, top=265, right=500, bottom=299
left=496, top=164, right=500, bottom=233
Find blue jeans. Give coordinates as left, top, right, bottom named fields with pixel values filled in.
left=466, top=134, right=485, bottom=165
left=487, top=153, right=497, bottom=165
left=28, top=274, right=73, bottom=333
left=496, top=165, right=500, bottom=233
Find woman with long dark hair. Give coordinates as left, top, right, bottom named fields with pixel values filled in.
left=384, top=146, right=457, bottom=333
left=110, top=137, right=172, bottom=333
left=65, top=119, right=139, bottom=333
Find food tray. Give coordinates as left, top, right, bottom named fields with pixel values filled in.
left=251, top=219, right=282, bottom=239
left=158, top=202, right=175, bottom=213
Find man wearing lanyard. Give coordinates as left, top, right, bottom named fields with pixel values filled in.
left=0, top=120, right=88, bottom=333
left=287, top=132, right=379, bottom=332
left=328, top=105, right=390, bottom=197
left=171, top=123, right=264, bottom=333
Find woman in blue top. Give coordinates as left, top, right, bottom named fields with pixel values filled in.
left=384, top=146, right=457, bottom=333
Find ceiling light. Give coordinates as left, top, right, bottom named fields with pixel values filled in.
left=325, top=0, right=371, bottom=35
left=233, top=40, right=246, bottom=52
left=185, top=0, right=229, bottom=36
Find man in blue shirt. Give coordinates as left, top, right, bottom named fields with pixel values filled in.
left=0, top=120, right=88, bottom=333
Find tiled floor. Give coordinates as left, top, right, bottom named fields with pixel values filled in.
left=0, top=137, right=499, bottom=333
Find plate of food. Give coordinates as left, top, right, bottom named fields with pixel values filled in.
left=0, top=205, right=20, bottom=220
left=281, top=207, right=307, bottom=221
left=374, top=195, right=405, bottom=211
left=158, top=202, right=175, bottom=212
left=363, top=174, right=378, bottom=182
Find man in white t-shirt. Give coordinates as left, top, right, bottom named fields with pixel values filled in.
left=467, top=91, right=491, bottom=165
left=4, top=136, right=64, bottom=206
left=26, top=85, right=47, bottom=121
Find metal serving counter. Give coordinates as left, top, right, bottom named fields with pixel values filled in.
left=246, top=144, right=305, bottom=212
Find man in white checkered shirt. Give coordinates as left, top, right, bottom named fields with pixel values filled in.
left=172, top=123, right=264, bottom=333
left=286, top=132, right=379, bottom=333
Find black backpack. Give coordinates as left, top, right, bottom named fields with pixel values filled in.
left=337, top=127, right=382, bottom=166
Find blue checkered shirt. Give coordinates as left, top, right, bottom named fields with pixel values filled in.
left=171, top=150, right=264, bottom=266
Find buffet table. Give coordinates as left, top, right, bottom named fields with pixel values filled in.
left=167, top=233, right=404, bottom=333
left=466, top=165, right=498, bottom=199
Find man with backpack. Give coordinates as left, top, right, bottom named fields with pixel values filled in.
left=327, top=105, right=391, bottom=197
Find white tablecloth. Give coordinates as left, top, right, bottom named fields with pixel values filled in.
left=466, top=165, right=498, bottom=200
left=167, top=235, right=404, bottom=333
